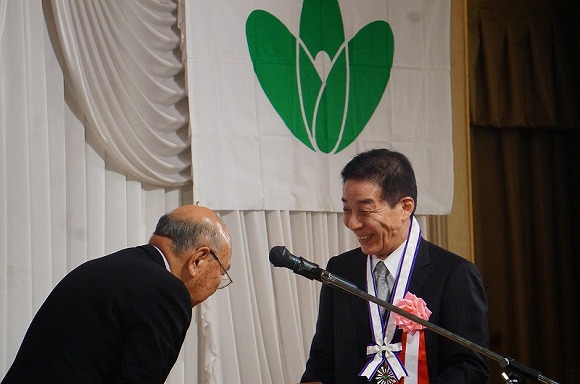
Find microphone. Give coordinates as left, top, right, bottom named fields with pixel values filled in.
left=269, top=246, right=358, bottom=290
left=269, top=246, right=323, bottom=281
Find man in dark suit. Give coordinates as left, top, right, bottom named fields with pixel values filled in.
left=301, top=149, right=489, bottom=384
left=2, top=205, right=233, bottom=383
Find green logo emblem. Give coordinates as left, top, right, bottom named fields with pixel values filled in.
left=246, top=0, right=394, bottom=154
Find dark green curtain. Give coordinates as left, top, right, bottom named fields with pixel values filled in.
left=469, top=0, right=580, bottom=382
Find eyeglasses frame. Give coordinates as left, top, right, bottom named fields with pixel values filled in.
left=209, top=250, right=233, bottom=289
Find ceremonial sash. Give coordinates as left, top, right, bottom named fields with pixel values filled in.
left=400, top=331, right=429, bottom=384
left=359, top=216, right=422, bottom=381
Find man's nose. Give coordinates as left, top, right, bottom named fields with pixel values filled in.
left=345, top=214, right=363, bottom=230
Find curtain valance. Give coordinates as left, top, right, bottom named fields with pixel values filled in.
left=51, top=0, right=191, bottom=186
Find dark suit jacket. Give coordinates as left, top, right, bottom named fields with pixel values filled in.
left=301, top=239, right=489, bottom=384
left=2, top=245, right=192, bottom=384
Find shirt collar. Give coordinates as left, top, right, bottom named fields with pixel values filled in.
left=152, top=245, right=171, bottom=272
left=371, top=241, right=406, bottom=284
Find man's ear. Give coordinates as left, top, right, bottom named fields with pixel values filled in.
left=401, top=197, right=415, bottom=217
left=186, top=246, right=211, bottom=277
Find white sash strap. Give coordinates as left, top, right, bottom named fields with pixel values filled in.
left=402, top=333, right=421, bottom=384
left=359, top=217, right=421, bottom=380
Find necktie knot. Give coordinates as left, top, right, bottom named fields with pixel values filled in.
left=375, top=261, right=388, bottom=279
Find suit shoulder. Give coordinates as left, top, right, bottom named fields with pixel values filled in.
left=420, top=239, right=482, bottom=279
left=68, top=246, right=185, bottom=294
left=423, top=240, right=473, bottom=264
left=326, top=248, right=366, bottom=272
left=329, top=248, right=365, bottom=262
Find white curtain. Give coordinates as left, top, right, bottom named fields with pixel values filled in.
left=182, top=211, right=360, bottom=384
left=0, top=0, right=7, bottom=46
left=1, top=1, right=428, bottom=383
left=0, top=0, right=188, bottom=377
left=50, top=0, right=191, bottom=186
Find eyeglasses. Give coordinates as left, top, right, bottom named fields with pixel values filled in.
left=209, top=250, right=233, bottom=289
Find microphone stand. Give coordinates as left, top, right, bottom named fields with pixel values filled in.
left=318, top=270, right=560, bottom=384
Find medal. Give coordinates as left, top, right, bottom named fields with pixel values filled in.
left=374, top=364, right=399, bottom=384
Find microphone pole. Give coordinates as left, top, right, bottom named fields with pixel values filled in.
left=269, top=246, right=560, bottom=384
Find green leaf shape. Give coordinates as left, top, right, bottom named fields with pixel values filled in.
left=299, top=47, right=348, bottom=153
left=246, top=10, right=314, bottom=150
left=298, top=0, right=347, bottom=153
left=299, top=0, right=344, bottom=60
left=337, top=20, right=394, bottom=153
left=246, top=2, right=394, bottom=154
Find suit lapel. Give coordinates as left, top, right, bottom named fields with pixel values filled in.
left=348, top=251, right=374, bottom=349
left=408, top=238, right=430, bottom=294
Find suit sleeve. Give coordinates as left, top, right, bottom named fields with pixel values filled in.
left=431, top=260, right=489, bottom=384
left=116, top=278, right=191, bottom=383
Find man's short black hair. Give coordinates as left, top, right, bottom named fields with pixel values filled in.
left=341, top=148, right=417, bottom=211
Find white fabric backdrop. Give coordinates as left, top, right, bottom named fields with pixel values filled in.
left=0, top=1, right=189, bottom=380
left=187, top=0, right=454, bottom=214
left=0, top=1, right=430, bottom=383
left=0, top=0, right=7, bottom=46
left=51, top=0, right=191, bottom=186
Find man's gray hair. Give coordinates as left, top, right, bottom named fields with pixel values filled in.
left=153, top=214, right=222, bottom=256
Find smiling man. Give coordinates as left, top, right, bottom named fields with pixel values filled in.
left=301, top=149, right=489, bottom=384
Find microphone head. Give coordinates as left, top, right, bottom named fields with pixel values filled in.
left=269, top=245, right=301, bottom=271
left=269, top=246, right=289, bottom=267
left=269, top=246, right=322, bottom=281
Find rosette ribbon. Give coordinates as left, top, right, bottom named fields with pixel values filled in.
left=394, top=292, right=432, bottom=384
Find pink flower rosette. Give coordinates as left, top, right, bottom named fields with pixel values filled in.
left=393, top=292, right=432, bottom=335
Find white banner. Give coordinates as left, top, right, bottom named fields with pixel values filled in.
left=186, top=0, right=453, bottom=214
